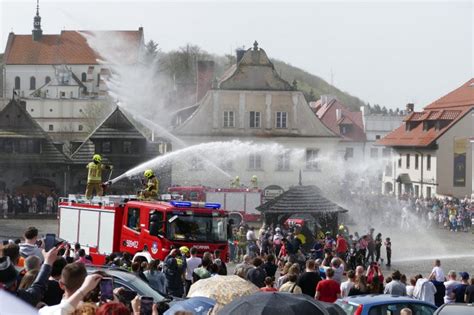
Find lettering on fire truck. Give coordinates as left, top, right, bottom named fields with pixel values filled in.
left=125, top=240, right=139, bottom=249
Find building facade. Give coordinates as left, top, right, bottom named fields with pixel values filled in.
left=379, top=79, right=474, bottom=198
left=172, top=43, right=340, bottom=190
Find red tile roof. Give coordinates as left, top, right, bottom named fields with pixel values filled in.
left=315, top=99, right=366, bottom=142
left=4, top=29, right=143, bottom=65
left=378, top=78, right=474, bottom=147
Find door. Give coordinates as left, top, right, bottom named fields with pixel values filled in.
left=120, top=206, right=141, bottom=254
left=141, top=209, right=167, bottom=260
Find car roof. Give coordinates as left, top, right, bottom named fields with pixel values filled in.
left=434, top=303, right=474, bottom=315
left=340, top=294, right=435, bottom=305
left=86, top=265, right=138, bottom=280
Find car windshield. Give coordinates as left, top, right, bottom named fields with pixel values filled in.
left=335, top=301, right=359, bottom=315
left=166, top=212, right=227, bottom=242
left=126, top=276, right=165, bottom=302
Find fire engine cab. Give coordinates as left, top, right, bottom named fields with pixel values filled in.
left=168, top=186, right=262, bottom=224
left=58, top=195, right=229, bottom=264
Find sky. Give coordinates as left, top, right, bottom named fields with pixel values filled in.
left=1, top=0, right=473, bottom=110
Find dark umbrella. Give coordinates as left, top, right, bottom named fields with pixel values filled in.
left=164, top=296, right=216, bottom=315
left=218, top=292, right=333, bottom=315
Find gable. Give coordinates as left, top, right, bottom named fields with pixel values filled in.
left=90, top=108, right=145, bottom=139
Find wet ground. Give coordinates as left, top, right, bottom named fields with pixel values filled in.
left=1, top=218, right=473, bottom=279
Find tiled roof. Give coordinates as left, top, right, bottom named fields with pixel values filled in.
left=257, top=185, right=348, bottom=214
left=379, top=79, right=474, bottom=147
left=4, top=29, right=143, bottom=65
left=315, top=99, right=366, bottom=142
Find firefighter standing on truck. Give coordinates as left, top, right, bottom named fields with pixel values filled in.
left=85, top=154, right=112, bottom=198
left=139, top=169, right=159, bottom=200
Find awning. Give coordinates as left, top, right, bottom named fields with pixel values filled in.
left=396, top=173, right=411, bottom=184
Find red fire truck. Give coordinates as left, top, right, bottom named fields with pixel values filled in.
left=58, top=195, right=229, bottom=265
left=168, top=186, right=262, bottom=224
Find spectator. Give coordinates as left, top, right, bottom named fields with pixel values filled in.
left=185, top=247, right=201, bottom=290
left=96, top=301, right=130, bottom=315
left=43, top=257, right=67, bottom=306
left=234, top=255, right=253, bottom=280
left=77, top=249, right=92, bottom=265
left=131, top=261, right=148, bottom=283
left=19, top=227, right=44, bottom=262
left=297, top=259, right=321, bottom=298
left=260, top=277, right=278, bottom=292
left=384, top=270, right=407, bottom=296
left=315, top=268, right=341, bottom=303
left=164, top=249, right=184, bottom=297
left=18, top=269, right=39, bottom=290
left=1, top=242, right=23, bottom=269
left=331, top=257, right=344, bottom=284
left=464, top=278, right=474, bottom=303
left=262, top=254, right=277, bottom=279
left=340, top=270, right=356, bottom=298
left=72, top=302, right=97, bottom=315
left=428, top=259, right=445, bottom=282
left=413, top=274, right=436, bottom=305
left=213, top=249, right=227, bottom=276
left=349, top=275, right=369, bottom=296
left=246, top=257, right=267, bottom=288
left=406, top=277, right=416, bottom=297
left=453, top=272, right=470, bottom=303
left=144, top=259, right=166, bottom=294
left=444, top=270, right=460, bottom=304
left=400, top=308, right=412, bottom=315
left=24, top=255, right=41, bottom=272
left=193, top=256, right=212, bottom=282
left=279, top=273, right=302, bottom=294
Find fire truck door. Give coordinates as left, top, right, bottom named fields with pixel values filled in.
left=142, top=209, right=166, bottom=260
left=120, top=206, right=141, bottom=253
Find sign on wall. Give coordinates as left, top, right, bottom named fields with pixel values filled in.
left=453, top=137, right=467, bottom=187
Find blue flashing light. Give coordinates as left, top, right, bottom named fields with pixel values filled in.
left=205, top=202, right=221, bottom=209
left=170, top=201, right=192, bottom=207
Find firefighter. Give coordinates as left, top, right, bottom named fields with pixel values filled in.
left=85, top=154, right=112, bottom=199
left=250, top=175, right=258, bottom=188
left=231, top=176, right=240, bottom=188
left=139, top=169, right=159, bottom=200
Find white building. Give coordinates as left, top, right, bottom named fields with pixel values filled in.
left=379, top=79, right=474, bottom=198
left=172, top=43, right=340, bottom=190
left=2, top=3, right=143, bottom=139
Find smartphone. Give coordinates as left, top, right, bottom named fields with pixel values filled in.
left=99, top=277, right=114, bottom=301
left=140, top=296, right=154, bottom=315
left=119, top=289, right=137, bottom=301
left=44, top=234, right=56, bottom=252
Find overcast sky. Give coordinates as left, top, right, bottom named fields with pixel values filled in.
left=1, top=0, right=473, bottom=109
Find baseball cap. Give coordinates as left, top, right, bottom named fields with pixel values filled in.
left=0, top=257, right=18, bottom=286
left=459, top=272, right=469, bottom=280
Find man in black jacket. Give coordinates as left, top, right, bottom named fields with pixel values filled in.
left=297, top=259, right=321, bottom=297
left=0, top=246, right=59, bottom=306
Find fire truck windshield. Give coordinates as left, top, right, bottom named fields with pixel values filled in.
left=166, top=212, right=227, bottom=242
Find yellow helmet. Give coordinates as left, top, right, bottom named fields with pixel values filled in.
left=235, top=176, right=240, bottom=180
left=179, top=246, right=189, bottom=254
left=93, top=154, right=102, bottom=163
left=144, top=169, right=154, bottom=178
left=251, top=175, right=257, bottom=181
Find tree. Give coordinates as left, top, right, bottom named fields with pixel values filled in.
left=144, top=40, right=159, bottom=64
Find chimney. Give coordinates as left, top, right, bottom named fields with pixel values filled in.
left=196, top=60, right=215, bottom=103
left=236, top=49, right=245, bottom=64
left=406, top=103, right=414, bottom=113
left=336, top=108, right=342, bottom=121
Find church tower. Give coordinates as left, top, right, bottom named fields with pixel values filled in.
left=32, top=0, right=43, bottom=41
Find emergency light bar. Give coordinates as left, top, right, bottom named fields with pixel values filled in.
left=170, top=200, right=221, bottom=209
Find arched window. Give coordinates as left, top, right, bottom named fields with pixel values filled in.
left=14, top=76, right=21, bottom=90
left=45, top=76, right=51, bottom=84
left=30, top=76, right=36, bottom=90
left=81, top=72, right=87, bottom=82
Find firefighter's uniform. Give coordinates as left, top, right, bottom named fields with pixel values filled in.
left=139, top=169, right=159, bottom=200
left=85, top=154, right=112, bottom=198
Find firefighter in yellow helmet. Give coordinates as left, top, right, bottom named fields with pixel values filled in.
left=85, top=154, right=113, bottom=198
left=250, top=175, right=258, bottom=189
left=231, top=176, right=240, bottom=188
left=139, top=169, right=159, bottom=200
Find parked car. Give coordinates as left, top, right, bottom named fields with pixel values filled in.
left=433, top=303, right=474, bottom=315
left=335, top=295, right=437, bottom=315
left=86, top=266, right=166, bottom=302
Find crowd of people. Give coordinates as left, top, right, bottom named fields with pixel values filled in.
left=0, top=192, right=58, bottom=218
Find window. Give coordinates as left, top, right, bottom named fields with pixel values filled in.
left=190, top=157, right=204, bottom=170
left=70, top=92, right=73, bottom=98
left=127, top=208, right=140, bottom=231
left=368, top=303, right=435, bottom=315
left=426, top=186, right=432, bottom=198
left=427, top=154, right=431, bottom=170
left=305, top=149, right=319, bottom=170
left=123, top=141, right=132, bottom=153
left=341, top=126, right=347, bottom=134
left=398, top=157, right=402, bottom=168
left=18, top=140, right=28, bottom=153
left=277, top=151, right=290, bottom=171
left=27, top=139, right=40, bottom=153
left=15, top=77, right=21, bottom=90
left=406, top=154, right=410, bottom=169
left=30, top=76, right=36, bottom=90
left=370, top=148, right=378, bottom=158
left=415, top=154, right=419, bottom=169
left=102, top=141, right=111, bottom=153
left=97, top=74, right=101, bottom=87
left=345, top=147, right=354, bottom=160
left=81, top=72, right=87, bottom=82
left=382, top=148, right=391, bottom=157
left=276, top=112, right=287, bottom=129
left=48, top=124, right=54, bottom=131
left=415, top=185, right=419, bottom=197
left=60, top=91, right=65, bottom=98
left=4, top=140, right=13, bottom=153
left=78, top=125, right=83, bottom=131
left=375, top=135, right=381, bottom=140
left=248, top=153, right=262, bottom=170
left=45, top=76, right=51, bottom=84
left=223, top=111, right=234, bottom=128
left=249, top=111, right=261, bottom=128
